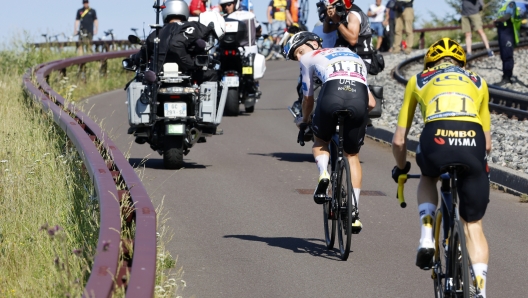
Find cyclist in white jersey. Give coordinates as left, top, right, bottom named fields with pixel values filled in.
left=284, top=31, right=376, bottom=232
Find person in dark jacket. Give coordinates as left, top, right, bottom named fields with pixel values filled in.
left=132, top=0, right=219, bottom=82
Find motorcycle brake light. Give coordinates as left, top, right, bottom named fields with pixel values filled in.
left=170, top=95, right=180, bottom=99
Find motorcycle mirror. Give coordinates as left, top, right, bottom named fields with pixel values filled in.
left=128, top=34, right=142, bottom=45
left=122, top=58, right=137, bottom=71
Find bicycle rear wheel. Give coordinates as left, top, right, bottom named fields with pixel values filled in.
left=451, top=219, right=472, bottom=298
left=323, top=142, right=337, bottom=249
left=336, top=158, right=352, bottom=261
left=433, top=209, right=446, bottom=298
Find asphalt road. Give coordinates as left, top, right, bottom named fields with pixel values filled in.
left=83, top=61, right=528, bottom=298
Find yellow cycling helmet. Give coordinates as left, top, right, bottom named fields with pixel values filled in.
left=424, top=38, right=466, bottom=70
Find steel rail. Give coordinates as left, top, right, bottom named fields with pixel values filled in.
left=23, top=50, right=157, bottom=297
left=392, top=40, right=528, bottom=120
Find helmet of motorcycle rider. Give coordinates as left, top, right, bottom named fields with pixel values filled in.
left=162, top=0, right=190, bottom=23
left=219, top=0, right=239, bottom=10
left=283, top=31, right=322, bottom=61
left=328, top=0, right=353, bottom=10
left=423, top=37, right=466, bottom=70
left=199, top=11, right=226, bottom=40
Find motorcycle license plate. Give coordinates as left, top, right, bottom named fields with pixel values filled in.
left=242, top=67, right=253, bottom=75
left=223, top=76, right=239, bottom=87
left=164, top=102, right=187, bottom=118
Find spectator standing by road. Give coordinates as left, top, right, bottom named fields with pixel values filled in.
left=384, top=0, right=396, bottom=52
left=189, top=0, right=208, bottom=16
left=494, top=1, right=522, bottom=86
left=74, top=0, right=98, bottom=54
left=268, top=0, right=293, bottom=59
left=392, top=0, right=413, bottom=54
left=367, top=0, right=386, bottom=51
left=462, top=0, right=493, bottom=57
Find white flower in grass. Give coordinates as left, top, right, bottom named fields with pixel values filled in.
left=58, top=155, right=64, bottom=158
left=35, top=159, right=40, bottom=163
left=28, top=172, right=35, bottom=174
left=180, top=280, right=186, bottom=287
left=43, top=153, right=50, bottom=157
left=4, top=169, right=9, bottom=172
left=0, top=160, right=7, bottom=163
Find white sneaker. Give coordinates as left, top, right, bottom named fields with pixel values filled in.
left=416, top=238, right=435, bottom=270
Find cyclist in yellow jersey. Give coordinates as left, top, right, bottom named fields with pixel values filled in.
left=391, top=38, right=491, bottom=298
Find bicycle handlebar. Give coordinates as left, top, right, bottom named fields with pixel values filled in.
left=396, top=174, right=420, bottom=208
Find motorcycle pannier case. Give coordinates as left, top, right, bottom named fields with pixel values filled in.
left=253, top=53, right=266, bottom=80
left=127, top=81, right=150, bottom=125
left=199, top=82, right=218, bottom=123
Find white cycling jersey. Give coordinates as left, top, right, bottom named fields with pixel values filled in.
left=300, top=47, right=369, bottom=97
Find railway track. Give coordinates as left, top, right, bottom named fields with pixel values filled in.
left=23, top=51, right=157, bottom=297
left=393, top=40, right=528, bottom=120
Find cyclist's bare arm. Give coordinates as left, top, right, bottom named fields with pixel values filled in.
left=302, top=95, right=315, bottom=123
left=393, top=78, right=418, bottom=169
left=368, top=93, right=376, bottom=111
left=267, top=6, right=273, bottom=24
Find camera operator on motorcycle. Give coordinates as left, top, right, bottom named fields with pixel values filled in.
left=323, top=0, right=375, bottom=73
left=131, top=0, right=221, bottom=84
left=284, top=31, right=376, bottom=232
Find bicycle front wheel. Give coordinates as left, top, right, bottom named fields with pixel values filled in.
left=451, top=219, right=472, bottom=298
left=336, top=158, right=352, bottom=261
left=323, top=141, right=337, bottom=249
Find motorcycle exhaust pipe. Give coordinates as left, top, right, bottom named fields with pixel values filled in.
left=188, top=127, right=202, bottom=146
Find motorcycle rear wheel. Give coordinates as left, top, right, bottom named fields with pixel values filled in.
left=224, top=88, right=239, bottom=117
left=163, top=136, right=184, bottom=169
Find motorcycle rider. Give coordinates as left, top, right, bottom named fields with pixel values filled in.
left=219, top=0, right=263, bottom=96
left=284, top=32, right=376, bottom=232
left=131, top=0, right=223, bottom=83
left=323, top=0, right=375, bottom=73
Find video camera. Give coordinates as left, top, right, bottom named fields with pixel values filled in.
left=316, top=0, right=347, bottom=23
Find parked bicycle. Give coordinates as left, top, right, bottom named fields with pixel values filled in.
left=397, top=165, right=482, bottom=298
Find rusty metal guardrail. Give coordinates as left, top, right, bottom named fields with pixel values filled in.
left=22, top=50, right=157, bottom=297
left=32, top=40, right=136, bottom=52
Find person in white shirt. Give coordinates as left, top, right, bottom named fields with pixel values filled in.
left=367, top=0, right=386, bottom=50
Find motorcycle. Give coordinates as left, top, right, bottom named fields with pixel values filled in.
left=216, top=14, right=266, bottom=116
left=122, top=14, right=228, bottom=169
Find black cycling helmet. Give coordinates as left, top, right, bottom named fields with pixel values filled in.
left=282, top=31, right=322, bottom=61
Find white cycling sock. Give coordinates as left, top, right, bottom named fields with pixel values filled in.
left=353, top=188, right=360, bottom=208
left=472, top=263, right=488, bottom=298
left=315, top=155, right=329, bottom=176
left=418, top=203, right=436, bottom=242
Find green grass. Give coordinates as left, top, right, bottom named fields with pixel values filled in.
left=0, top=38, right=182, bottom=297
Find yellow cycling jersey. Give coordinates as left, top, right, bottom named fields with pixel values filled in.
left=397, top=63, right=491, bottom=132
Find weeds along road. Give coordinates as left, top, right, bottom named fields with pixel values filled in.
left=83, top=61, right=528, bottom=297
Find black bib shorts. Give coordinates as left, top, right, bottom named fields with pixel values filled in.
left=311, top=79, right=369, bottom=154
left=416, top=120, right=490, bottom=222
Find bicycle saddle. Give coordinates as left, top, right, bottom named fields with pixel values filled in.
left=440, top=163, right=470, bottom=175
left=332, top=109, right=354, bottom=119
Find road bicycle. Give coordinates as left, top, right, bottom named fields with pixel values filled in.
left=298, top=110, right=359, bottom=261
left=398, top=165, right=481, bottom=298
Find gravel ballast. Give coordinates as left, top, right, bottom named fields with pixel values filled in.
left=369, top=50, right=528, bottom=175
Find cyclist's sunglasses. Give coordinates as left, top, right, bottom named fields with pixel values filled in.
left=220, top=2, right=234, bottom=8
